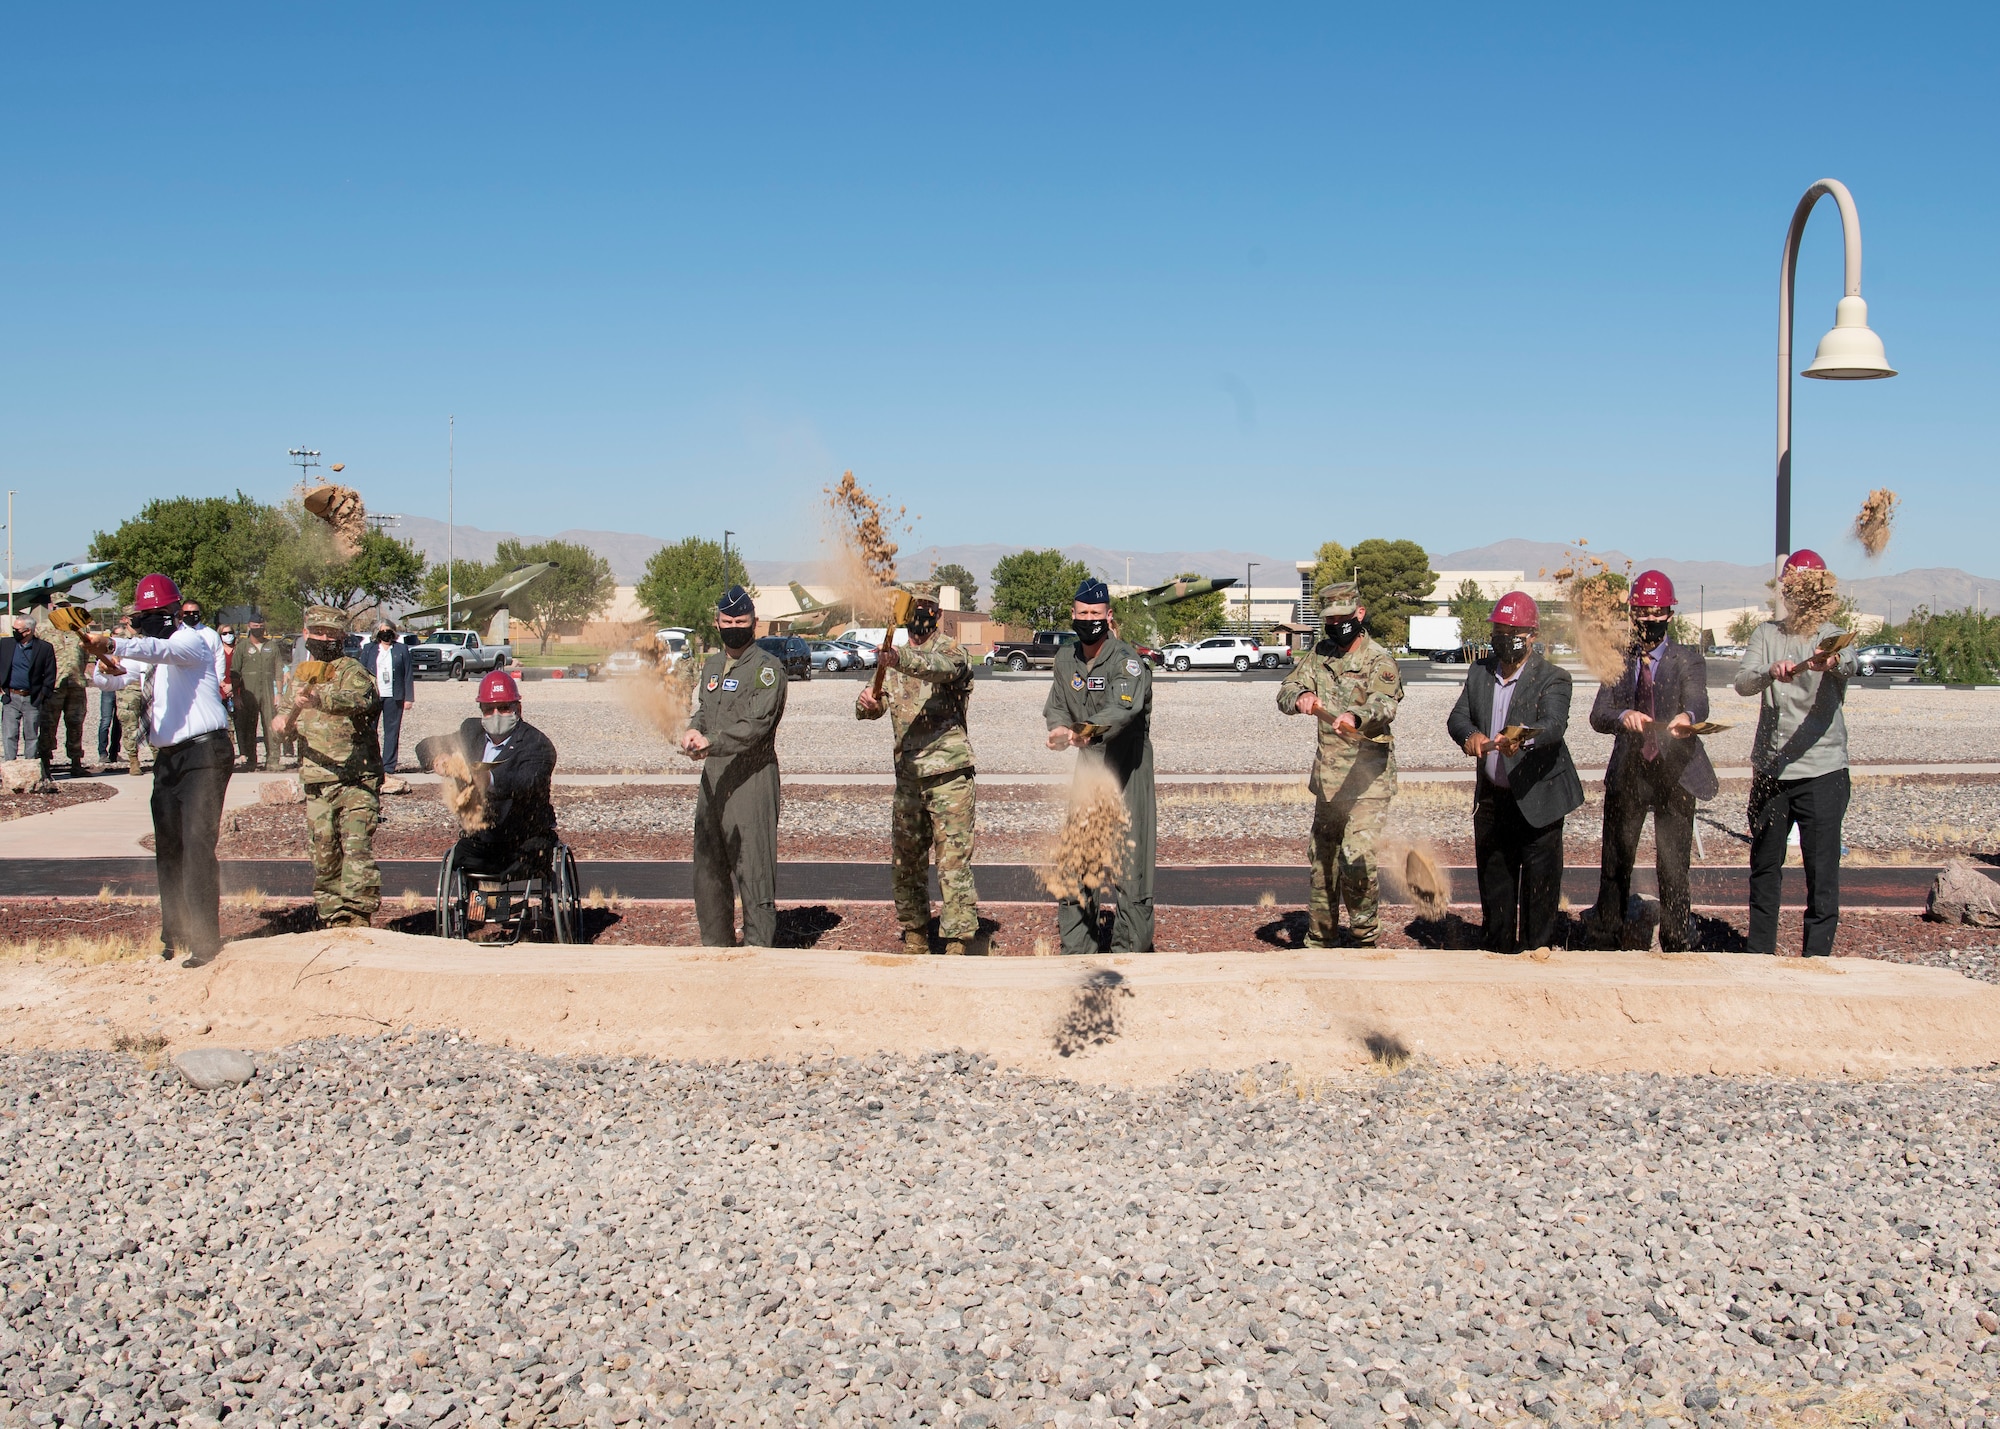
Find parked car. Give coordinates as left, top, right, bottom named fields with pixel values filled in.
left=1855, top=643, right=1922, bottom=677
left=1134, top=644, right=1166, bottom=668
left=757, top=634, right=814, bottom=681
left=602, top=649, right=646, bottom=677
left=832, top=637, right=878, bottom=669
left=655, top=627, right=694, bottom=670
left=1159, top=634, right=1280, bottom=672
left=409, top=629, right=513, bottom=681
left=987, top=630, right=1079, bottom=671
left=807, top=640, right=855, bottom=673
left=1705, top=644, right=1744, bottom=660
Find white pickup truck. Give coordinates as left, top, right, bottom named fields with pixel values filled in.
left=409, top=630, right=513, bottom=681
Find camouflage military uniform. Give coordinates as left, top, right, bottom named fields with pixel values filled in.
left=1277, top=594, right=1405, bottom=947
left=117, top=675, right=149, bottom=775
left=856, top=630, right=978, bottom=946
left=36, top=614, right=89, bottom=773
left=293, top=625, right=383, bottom=926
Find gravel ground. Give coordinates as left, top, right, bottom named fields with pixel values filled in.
left=207, top=776, right=2000, bottom=868
left=3, top=1038, right=1998, bottom=1429
left=0, top=781, right=113, bottom=823
left=385, top=677, right=2000, bottom=777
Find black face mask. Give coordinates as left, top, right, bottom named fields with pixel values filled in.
left=306, top=637, right=343, bottom=663
left=1493, top=629, right=1532, bottom=662
left=180, top=611, right=203, bottom=628
left=134, top=609, right=176, bottom=639
left=1072, top=618, right=1109, bottom=645
left=907, top=609, right=939, bottom=642
left=718, top=624, right=755, bottom=651
left=1635, top=618, right=1672, bottom=648
left=1321, top=618, right=1363, bottom=651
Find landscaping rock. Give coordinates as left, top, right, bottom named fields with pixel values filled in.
left=1926, top=858, right=2000, bottom=926
left=171, top=1047, right=256, bottom=1088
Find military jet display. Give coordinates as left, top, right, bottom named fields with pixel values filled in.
left=400, top=562, right=555, bottom=632
left=1130, top=575, right=1237, bottom=608
left=784, top=582, right=859, bottom=636
left=5, top=559, right=115, bottom=612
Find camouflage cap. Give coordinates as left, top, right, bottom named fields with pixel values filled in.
left=1317, top=581, right=1362, bottom=616
left=904, top=579, right=941, bottom=602
left=303, top=605, right=349, bottom=632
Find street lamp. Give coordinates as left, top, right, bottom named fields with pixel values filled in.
left=1775, top=178, right=1896, bottom=566
left=1244, top=563, right=1258, bottom=633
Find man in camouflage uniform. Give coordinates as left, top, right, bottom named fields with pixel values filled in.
left=37, top=599, right=91, bottom=777
left=280, top=607, right=383, bottom=927
left=856, top=582, right=979, bottom=955
left=1277, top=581, right=1405, bottom=947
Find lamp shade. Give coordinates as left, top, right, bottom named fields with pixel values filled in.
left=1803, top=295, right=1896, bottom=379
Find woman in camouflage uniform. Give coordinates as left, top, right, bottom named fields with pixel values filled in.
left=277, top=607, right=383, bottom=928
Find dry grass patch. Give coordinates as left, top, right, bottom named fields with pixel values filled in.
left=0, top=928, right=159, bottom=965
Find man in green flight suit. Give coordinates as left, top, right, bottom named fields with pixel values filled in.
left=679, top=584, right=788, bottom=947
left=278, top=606, right=383, bottom=928
left=1043, top=577, right=1155, bottom=954
left=1277, top=581, right=1405, bottom=947
left=231, top=614, right=286, bottom=771
left=856, top=581, right=980, bottom=955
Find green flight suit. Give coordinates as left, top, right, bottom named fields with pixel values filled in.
left=232, top=636, right=286, bottom=770
left=295, top=656, right=384, bottom=925
left=689, top=642, right=788, bottom=946
left=1043, top=635, right=1155, bottom=954
left=856, top=631, right=978, bottom=942
left=36, top=618, right=88, bottom=771
left=1277, top=635, right=1405, bottom=945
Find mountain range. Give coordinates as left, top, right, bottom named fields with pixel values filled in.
left=382, top=517, right=1994, bottom=624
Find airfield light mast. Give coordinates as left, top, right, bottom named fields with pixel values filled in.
left=447, top=417, right=455, bottom=628
left=5, top=490, right=12, bottom=618
left=288, top=447, right=322, bottom=486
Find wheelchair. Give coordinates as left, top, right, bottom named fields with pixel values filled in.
left=435, top=838, right=583, bottom=944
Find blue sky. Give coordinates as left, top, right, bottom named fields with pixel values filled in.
left=2, top=4, right=1994, bottom=575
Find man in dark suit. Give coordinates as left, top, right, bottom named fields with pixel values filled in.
left=1446, top=592, right=1585, bottom=953
left=359, top=620, right=415, bottom=773
left=1, top=612, right=57, bottom=763
left=415, top=669, right=559, bottom=876
left=1586, top=571, right=1716, bottom=951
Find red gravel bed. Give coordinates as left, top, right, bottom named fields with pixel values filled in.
left=0, top=779, right=115, bottom=823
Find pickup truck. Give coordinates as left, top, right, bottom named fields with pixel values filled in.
left=409, top=630, right=513, bottom=681
left=985, top=630, right=1079, bottom=671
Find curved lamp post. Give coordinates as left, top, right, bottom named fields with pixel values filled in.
left=1776, top=178, right=1896, bottom=563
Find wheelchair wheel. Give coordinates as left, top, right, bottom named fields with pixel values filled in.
left=436, top=844, right=470, bottom=939
left=551, top=845, right=583, bottom=944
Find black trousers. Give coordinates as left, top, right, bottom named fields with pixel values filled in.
left=1592, top=760, right=1697, bottom=951
left=1748, top=767, right=1849, bottom=957
left=377, top=700, right=405, bottom=773
left=1473, top=782, right=1566, bottom=953
left=98, top=690, right=121, bottom=762
left=151, top=730, right=234, bottom=959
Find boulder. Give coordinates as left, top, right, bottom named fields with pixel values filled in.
left=258, top=778, right=306, bottom=806
left=1, top=758, right=46, bottom=793
left=1925, top=858, right=2000, bottom=927
left=172, top=1048, right=256, bottom=1090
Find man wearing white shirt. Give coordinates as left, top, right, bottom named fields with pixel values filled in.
left=85, top=574, right=234, bottom=965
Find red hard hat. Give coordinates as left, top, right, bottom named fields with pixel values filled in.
left=1630, top=569, right=1676, bottom=609
left=1783, top=548, right=1827, bottom=572
left=132, top=574, right=183, bottom=614
left=477, top=670, right=521, bottom=705
left=1491, top=591, right=1539, bottom=628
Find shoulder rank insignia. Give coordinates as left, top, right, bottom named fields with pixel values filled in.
left=759, top=666, right=776, bottom=686
left=1070, top=674, right=1085, bottom=691
left=1125, top=658, right=1140, bottom=676
left=721, top=677, right=739, bottom=691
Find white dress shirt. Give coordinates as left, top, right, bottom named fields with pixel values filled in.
left=91, top=627, right=230, bottom=748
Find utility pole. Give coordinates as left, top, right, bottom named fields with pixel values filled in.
left=447, top=417, right=456, bottom=628
left=723, top=530, right=735, bottom=589
left=1699, top=585, right=1705, bottom=646
left=4, top=490, right=12, bottom=617
left=1245, top=562, right=1258, bottom=633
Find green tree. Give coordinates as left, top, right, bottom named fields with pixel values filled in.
left=931, top=562, right=979, bottom=610
left=635, top=537, right=751, bottom=643
left=1351, top=538, right=1437, bottom=647
left=1109, top=594, right=1161, bottom=648
left=1155, top=574, right=1230, bottom=644
left=493, top=538, right=616, bottom=653
left=1902, top=608, right=2000, bottom=684
left=1446, top=578, right=1493, bottom=630
left=265, top=517, right=426, bottom=627
left=1309, top=540, right=1352, bottom=603
left=89, top=492, right=289, bottom=613
left=990, top=550, right=1092, bottom=630
left=1726, top=609, right=1764, bottom=644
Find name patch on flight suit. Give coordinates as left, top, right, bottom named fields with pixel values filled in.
left=721, top=678, right=739, bottom=691
left=1086, top=676, right=1107, bottom=691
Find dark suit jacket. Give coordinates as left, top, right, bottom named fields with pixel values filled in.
left=360, top=640, right=413, bottom=703
left=1589, top=642, right=1717, bottom=800
left=1446, top=650, right=1586, bottom=830
left=415, top=717, right=559, bottom=851
left=0, top=636, right=56, bottom=706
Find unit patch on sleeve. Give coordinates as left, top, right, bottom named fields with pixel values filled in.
left=1125, top=658, right=1140, bottom=676
left=759, top=667, right=776, bottom=686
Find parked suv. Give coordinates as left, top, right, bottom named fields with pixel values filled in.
left=1855, top=643, right=1922, bottom=678
left=757, top=634, right=814, bottom=681
left=1159, top=634, right=1281, bottom=672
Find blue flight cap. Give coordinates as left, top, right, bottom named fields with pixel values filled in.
left=1073, top=577, right=1111, bottom=606
left=716, top=584, right=755, bottom=617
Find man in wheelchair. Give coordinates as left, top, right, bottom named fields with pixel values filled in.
left=417, top=670, right=573, bottom=941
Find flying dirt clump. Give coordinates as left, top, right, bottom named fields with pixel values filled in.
left=1545, top=539, right=1632, bottom=683
left=1853, top=488, right=1900, bottom=559
left=301, top=483, right=368, bottom=560
left=1039, top=758, right=1133, bottom=904
left=1381, top=840, right=1452, bottom=920
left=624, top=647, right=703, bottom=744
left=1781, top=565, right=1843, bottom=636
left=432, top=750, right=491, bottom=833
left=822, top=470, right=914, bottom=626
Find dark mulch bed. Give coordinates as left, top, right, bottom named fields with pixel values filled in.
left=0, top=779, right=116, bottom=823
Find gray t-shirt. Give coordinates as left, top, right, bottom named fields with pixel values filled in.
left=1732, top=620, right=1856, bottom=780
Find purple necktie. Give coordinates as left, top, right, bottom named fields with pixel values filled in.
left=1637, top=656, right=1659, bottom=761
